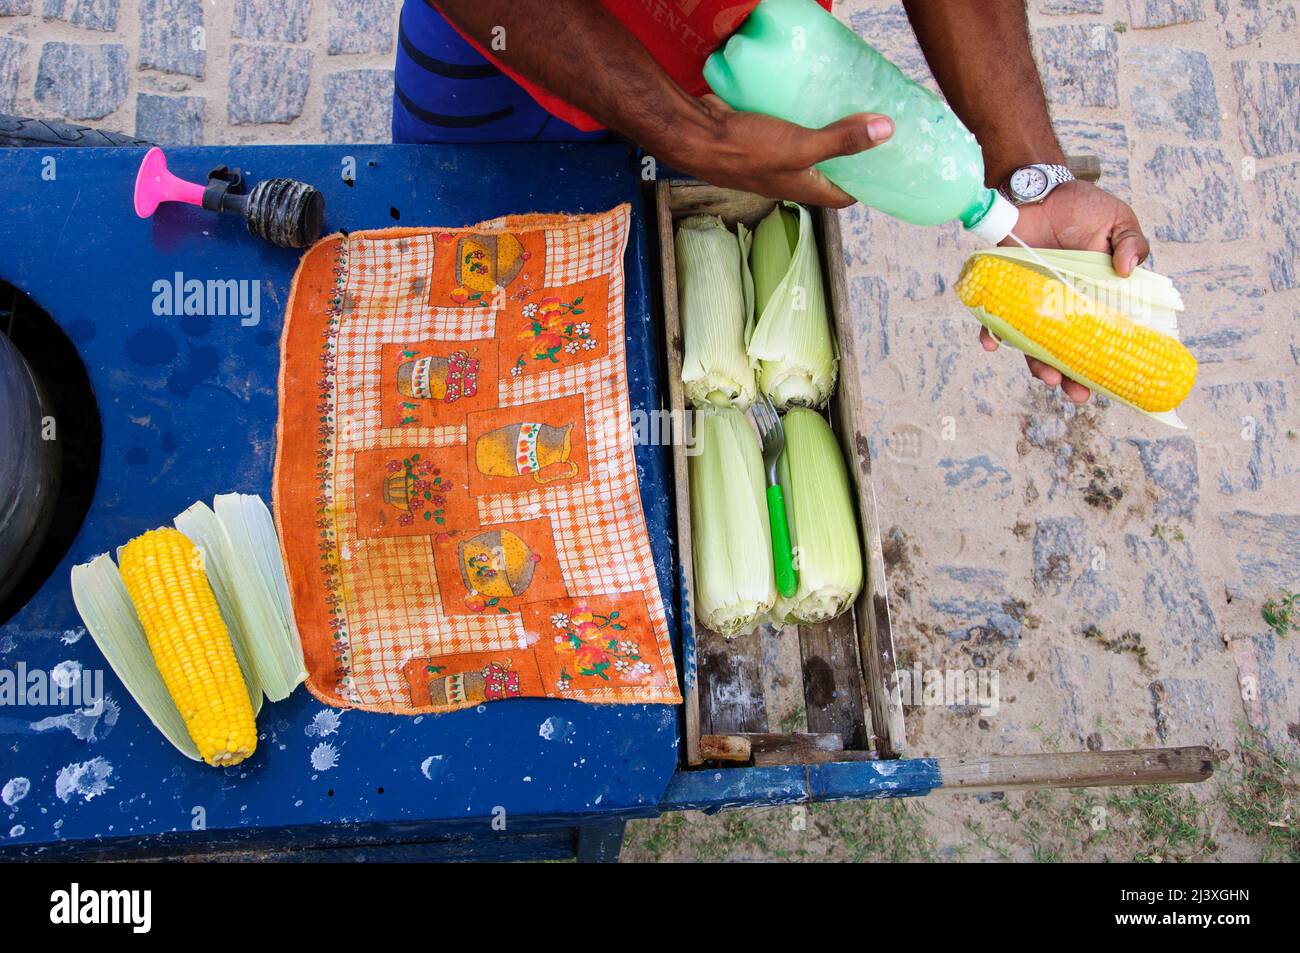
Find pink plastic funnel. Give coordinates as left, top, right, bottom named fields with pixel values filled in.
left=133, top=147, right=206, bottom=218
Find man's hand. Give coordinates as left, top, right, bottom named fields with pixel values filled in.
left=902, top=1, right=1154, bottom=406
left=660, top=95, right=894, bottom=208
left=978, top=180, right=1151, bottom=405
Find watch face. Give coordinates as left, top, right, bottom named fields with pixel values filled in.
left=1010, top=166, right=1049, bottom=200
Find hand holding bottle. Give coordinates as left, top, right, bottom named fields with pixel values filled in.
left=660, top=95, right=895, bottom=209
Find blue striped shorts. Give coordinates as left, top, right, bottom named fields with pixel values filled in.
left=392, top=0, right=607, bottom=144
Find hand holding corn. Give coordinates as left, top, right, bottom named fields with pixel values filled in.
left=957, top=246, right=1195, bottom=428
left=982, top=180, right=1153, bottom=404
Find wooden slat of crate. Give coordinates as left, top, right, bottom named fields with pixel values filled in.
left=655, top=178, right=703, bottom=765
left=816, top=208, right=907, bottom=757
left=698, top=627, right=767, bottom=734
left=700, top=731, right=846, bottom=763
left=799, top=614, right=868, bottom=750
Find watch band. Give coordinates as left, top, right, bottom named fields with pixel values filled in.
left=1041, top=163, right=1075, bottom=188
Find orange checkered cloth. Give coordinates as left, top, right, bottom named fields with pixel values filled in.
left=274, top=205, right=682, bottom=713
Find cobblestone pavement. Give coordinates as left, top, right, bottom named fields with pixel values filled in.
left=0, top=0, right=401, bottom=143
left=2, top=0, right=1296, bottom=861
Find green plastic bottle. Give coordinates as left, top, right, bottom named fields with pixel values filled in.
left=703, top=0, right=1018, bottom=242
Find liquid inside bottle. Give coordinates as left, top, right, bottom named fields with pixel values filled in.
left=704, top=0, right=1016, bottom=240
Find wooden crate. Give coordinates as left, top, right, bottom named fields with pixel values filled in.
left=656, top=178, right=906, bottom=767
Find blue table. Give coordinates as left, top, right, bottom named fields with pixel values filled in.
left=0, top=143, right=681, bottom=861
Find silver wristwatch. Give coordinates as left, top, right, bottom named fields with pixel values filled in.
left=1000, top=163, right=1075, bottom=205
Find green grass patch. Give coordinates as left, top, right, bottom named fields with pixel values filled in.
left=1217, top=731, right=1299, bottom=862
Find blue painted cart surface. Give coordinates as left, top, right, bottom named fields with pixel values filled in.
left=0, top=143, right=696, bottom=859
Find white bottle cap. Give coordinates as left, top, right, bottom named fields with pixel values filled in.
left=965, top=191, right=1019, bottom=245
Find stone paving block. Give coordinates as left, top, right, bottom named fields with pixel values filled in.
left=1233, top=61, right=1300, bottom=159
left=938, top=454, right=1014, bottom=501
left=1039, top=0, right=1104, bottom=13
left=1126, top=0, right=1206, bottom=28
left=1129, top=436, right=1199, bottom=521
left=1145, top=145, right=1246, bottom=243
left=846, top=4, right=933, bottom=86
left=1054, top=119, right=1132, bottom=200
left=0, top=1, right=32, bottom=15
left=139, top=0, right=204, bottom=78
left=1036, top=24, right=1118, bottom=108
left=1214, top=0, right=1298, bottom=49
left=1246, top=631, right=1300, bottom=746
left=135, top=92, right=203, bottom=145
left=232, top=0, right=310, bottom=43
left=41, top=0, right=117, bottom=31
left=321, top=68, right=393, bottom=143
left=1147, top=677, right=1220, bottom=744
left=0, top=36, right=22, bottom=112
left=1031, top=515, right=1120, bottom=617
left=229, top=43, right=312, bottom=125
left=928, top=581, right=1027, bottom=652
left=839, top=204, right=965, bottom=302
left=1129, top=46, right=1220, bottom=140
left=1173, top=263, right=1265, bottom=365
left=34, top=40, right=128, bottom=120
left=1218, top=511, right=1300, bottom=593
left=916, top=319, right=965, bottom=404
left=329, top=0, right=397, bottom=55
left=1123, top=534, right=1219, bottom=663
left=1033, top=515, right=1087, bottom=593
left=1256, top=161, right=1300, bottom=291
left=1203, top=380, right=1294, bottom=495
left=847, top=273, right=890, bottom=368
left=925, top=566, right=1032, bottom=669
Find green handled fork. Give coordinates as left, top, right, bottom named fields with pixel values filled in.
left=752, top=395, right=797, bottom=599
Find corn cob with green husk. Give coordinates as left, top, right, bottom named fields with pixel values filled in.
left=772, top=408, right=863, bottom=624
left=675, top=215, right=758, bottom=408
left=747, top=201, right=837, bottom=411
left=955, top=248, right=1196, bottom=428
left=689, top=404, right=775, bottom=636
left=117, top=528, right=259, bottom=766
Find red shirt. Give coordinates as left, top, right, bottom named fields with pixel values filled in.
left=440, top=0, right=834, bottom=132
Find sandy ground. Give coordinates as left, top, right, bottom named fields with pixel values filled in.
left=3, top=0, right=1296, bottom=861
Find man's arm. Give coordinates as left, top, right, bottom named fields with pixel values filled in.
left=431, top=0, right=894, bottom=206
left=436, top=0, right=1144, bottom=404
left=902, top=0, right=1064, bottom=186
left=904, top=0, right=1150, bottom=403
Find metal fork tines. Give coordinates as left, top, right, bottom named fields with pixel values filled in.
left=751, top=395, right=784, bottom=485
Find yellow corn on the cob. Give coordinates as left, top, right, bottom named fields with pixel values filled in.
left=119, top=528, right=257, bottom=766
left=956, top=255, right=1197, bottom=413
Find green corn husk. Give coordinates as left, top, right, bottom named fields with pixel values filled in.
left=676, top=215, right=758, bottom=409
left=747, top=202, right=838, bottom=411
left=772, top=408, right=862, bottom=624
left=70, top=492, right=306, bottom=762
left=70, top=553, right=203, bottom=761
left=175, top=494, right=306, bottom=702
left=752, top=204, right=800, bottom=318
left=689, top=405, right=775, bottom=636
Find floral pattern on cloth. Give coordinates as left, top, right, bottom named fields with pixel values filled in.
left=500, top=278, right=609, bottom=377
left=380, top=339, right=498, bottom=429
left=400, top=653, right=539, bottom=708
left=520, top=592, right=668, bottom=698
left=274, top=206, right=681, bottom=713
left=352, top=448, right=475, bottom=538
